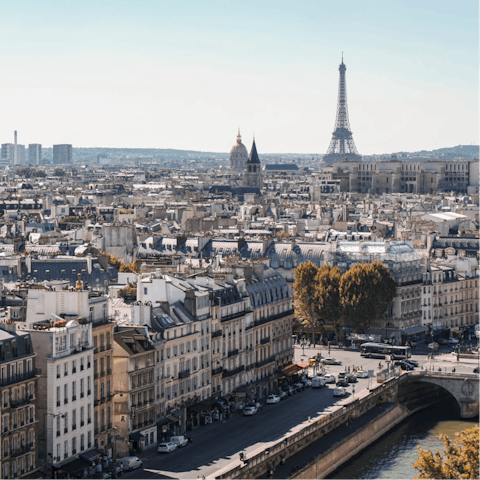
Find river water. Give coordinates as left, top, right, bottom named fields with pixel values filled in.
left=329, top=403, right=479, bottom=479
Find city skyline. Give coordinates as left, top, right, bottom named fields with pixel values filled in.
left=0, top=0, right=477, bottom=154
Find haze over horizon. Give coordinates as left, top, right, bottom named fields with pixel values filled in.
left=0, top=0, right=477, bottom=155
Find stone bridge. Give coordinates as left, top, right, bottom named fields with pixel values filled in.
left=390, top=371, right=479, bottom=418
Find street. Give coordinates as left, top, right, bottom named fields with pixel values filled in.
left=122, top=343, right=478, bottom=479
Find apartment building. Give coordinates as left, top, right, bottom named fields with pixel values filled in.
left=28, top=144, right=42, bottom=165
left=53, top=144, right=72, bottom=165
left=91, top=293, right=116, bottom=460
left=422, top=264, right=479, bottom=339
left=0, top=326, right=37, bottom=479
left=113, top=327, right=157, bottom=458
left=28, top=317, right=95, bottom=477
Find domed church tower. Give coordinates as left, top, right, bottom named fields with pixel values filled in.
left=229, top=129, right=248, bottom=169
left=242, top=138, right=263, bottom=189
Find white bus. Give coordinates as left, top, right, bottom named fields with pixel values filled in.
left=360, top=343, right=411, bottom=360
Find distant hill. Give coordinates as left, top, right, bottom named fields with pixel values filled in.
left=397, top=145, right=479, bottom=158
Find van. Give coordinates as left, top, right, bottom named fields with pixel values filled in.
left=312, top=376, right=326, bottom=388
left=119, top=456, right=142, bottom=471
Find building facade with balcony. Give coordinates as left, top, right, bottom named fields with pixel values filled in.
left=113, top=327, right=157, bottom=458
left=28, top=317, right=95, bottom=476
left=91, top=302, right=116, bottom=460
left=0, top=326, right=38, bottom=479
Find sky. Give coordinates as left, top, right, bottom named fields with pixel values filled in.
left=0, top=0, right=478, bottom=154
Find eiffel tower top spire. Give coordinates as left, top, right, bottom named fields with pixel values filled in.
left=322, top=55, right=361, bottom=166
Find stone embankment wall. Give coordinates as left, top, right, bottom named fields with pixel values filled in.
left=291, top=403, right=410, bottom=479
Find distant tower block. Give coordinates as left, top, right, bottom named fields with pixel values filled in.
left=229, top=129, right=249, bottom=169
left=322, top=55, right=362, bottom=166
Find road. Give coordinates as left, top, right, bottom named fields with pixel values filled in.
left=121, top=343, right=477, bottom=479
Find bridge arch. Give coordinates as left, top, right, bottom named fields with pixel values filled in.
left=397, top=373, right=479, bottom=419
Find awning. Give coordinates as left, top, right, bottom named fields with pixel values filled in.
left=402, top=325, right=429, bottom=335
left=129, top=432, right=146, bottom=443
left=187, top=402, right=208, bottom=414
left=80, top=448, right=104, bottom=463
left=297, top=363, right=308, bottom=368
left=282, top=364, right=302, bottom=376
left=61, top=458, right=90, bottom=475
left=167, top=414, right=180, bottom=423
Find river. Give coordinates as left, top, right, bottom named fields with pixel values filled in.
left=328, top=402, right=479, bottom=479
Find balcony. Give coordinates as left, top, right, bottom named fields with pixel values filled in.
left=254, top=309, right=294, bottom=327
left=221, top=310, right=249, bottom=323
left=178, top=369, right=190, bottom=379
left=11, top=445, right=32, bottom=457
left=211, top=330, right=222, bottom=339
left=222, top=365, right=245, bottom=378
left=107, top=368, right=112, bottom=376
left=0, top=371, right=37, bottom=388
left=10, top=397, right=31, bottom=409
left=255, top=356, right=275, bottom=369
left=211, top=366, right=224, bottom=376
left=260, top=336, right=270, bottom=345
left=227, top=349, right=239, bottom=358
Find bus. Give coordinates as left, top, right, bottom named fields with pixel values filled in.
left=359, top=343, right=411, bottom=360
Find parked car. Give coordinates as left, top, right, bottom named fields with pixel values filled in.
left=322, top=374, right=336, bottom=384
left=107, top=463, right=124, bottom=478
left=302, top=378, right=312, bottom=387
left=337, top=371, right=347, bottom=379
left=287, top=385, right=296, bottom=396
left=428, top=342, right=439, bottom=349
left=170, top=435, right=189, bottom=447
left=333, top=386, right=347, bottom=397
left=119, top=457, right=142, bottom=472
left=294, top=382, right=305, bottom=392
left=266, top=394, right=281, bottom=404
left=312, top=376, right=326, bottom=388
left=446, top=338, right=459, bottom=344
left=346, top=373, right=357, bottom=383
left=323, top=357, right=341, bottom=365
left=278, top=390, right=288, bottom=400
left=244, top=406, right=258, bottom=416
left=158, top=442, right=178, bottom=453
left=394, top=361, right=413, bottom=371
left=336, top=378, right=349, bottom=387
left=356, top=370, right=369, bottom=378
left=405, top=359, right=419, bottom=367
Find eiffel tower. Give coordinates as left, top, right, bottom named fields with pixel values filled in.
left=322, top=55, right=362, bottom=166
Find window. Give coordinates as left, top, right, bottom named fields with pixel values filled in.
left=88, top=404, right=91, bottom=424
left=56, top=365, right=61, bottom=378
left=64, top=362, right=68, bottom=376
left=64, top=384, right=68, bottom=404
left=80, top=434, right=85, bottom=451
left=72, top=381, right=76, bottom=401
left=72, top=409, right=76, bottom=430
left=64, top=440, right=68, bottom=459
left=144, top=288, right=148, bottom=295
left=56, top=386, right=60, bottom=406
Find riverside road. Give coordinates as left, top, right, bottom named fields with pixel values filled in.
left=123, top=343, right=478, bottom=479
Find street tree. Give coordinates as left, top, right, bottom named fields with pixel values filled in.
left=315, top=264, right=343, bottom=345
left=413, top=424, right=479, bottom=479
left=340, top=262, right=396, bottom=333
left=293, top=261, right=320, bottom=345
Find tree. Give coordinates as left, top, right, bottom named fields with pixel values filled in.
left=315, top=264, right=343, bottom=344
left=293, top=261, right=320, bottom=344
left=54, top=167, right=66, bottom=177
left=340, top=262, right=396, bottom=333
left=413, top=424, right=479, bottom=479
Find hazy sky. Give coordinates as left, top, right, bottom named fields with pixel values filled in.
left=0, top=0, right=477, bottom=154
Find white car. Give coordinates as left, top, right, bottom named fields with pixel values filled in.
left=322, top=357, right=341, bottom=365
left=244, top=406, right=257, bottom=416
left=333, top=386, right=347, bottom=397
left=322, top=374, right=336, bottom=384
left=170, top=435, right=189, bottom=447
left=356, top=370, right=369, bottom=378
left=158, top=442, right=177, bottom=453
left=266, top=394, right=281, bottom=404
left=446, top=338, right=459, bottom=344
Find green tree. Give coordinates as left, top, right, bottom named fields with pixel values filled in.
left=54, top=167, right=66, bottom=177
left=340, top=262, right=396, bottom=333
left=293, top=261, right=320, bottom=344
left=315, top=264, right=343, bottom=344
left=413, top=425, right=479, bottom=479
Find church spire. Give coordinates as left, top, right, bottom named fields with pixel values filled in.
left=248, top=138, right=260, bottom=164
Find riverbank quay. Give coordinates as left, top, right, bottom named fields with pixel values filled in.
left=211, top=380, right=396, bottom=479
